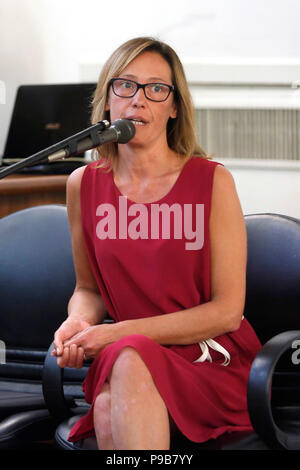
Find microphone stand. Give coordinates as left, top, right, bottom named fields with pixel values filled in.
left=0, top=120, right=110, bottom=180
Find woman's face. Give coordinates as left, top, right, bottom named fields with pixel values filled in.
left=106, top=51, right=177, bottom=149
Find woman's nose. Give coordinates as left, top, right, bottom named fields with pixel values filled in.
left=131, top=87, right=146, bottom=107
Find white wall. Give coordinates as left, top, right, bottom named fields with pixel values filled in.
left=0, top=0, right=300, bottom=218
left=1, top=0, right=300, bottom=153
left=217, top=159, right=300, bottom=219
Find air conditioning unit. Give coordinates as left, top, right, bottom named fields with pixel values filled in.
left=185, top=59, right=300, bottom=161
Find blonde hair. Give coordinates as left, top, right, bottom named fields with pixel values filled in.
left=90, top=37, right=210, bottom=170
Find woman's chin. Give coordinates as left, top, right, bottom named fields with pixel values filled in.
left=124, top=136, right=148, bottom=149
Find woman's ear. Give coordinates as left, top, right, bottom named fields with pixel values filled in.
left=170, top=102, right=177, bottom=119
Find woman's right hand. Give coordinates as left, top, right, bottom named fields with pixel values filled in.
left=51, top=317, right=91, bottom=369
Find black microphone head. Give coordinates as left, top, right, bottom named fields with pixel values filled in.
left=110, top=119, right=136, bottom=144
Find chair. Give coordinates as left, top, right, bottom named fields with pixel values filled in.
left=42, top=213, right=300, bottom=450
left=0, top=205, right=89, bottom=449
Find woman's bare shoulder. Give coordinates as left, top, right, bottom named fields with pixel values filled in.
left=211, top=164, right=239, bottom=204
left=210, top=163, right=244, bottom=222
left=66, top=166, right=88, bottom=209
left=213, top=163, right=235, bottom=187
left=67, top=165, right=87, bottom=190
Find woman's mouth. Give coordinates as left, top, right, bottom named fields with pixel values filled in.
left=127, top=118, right=147, bottom=126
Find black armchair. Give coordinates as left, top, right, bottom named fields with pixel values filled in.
left=0, top=205, right=88, bottom=449
left=42, top=213, right=300, bottom=451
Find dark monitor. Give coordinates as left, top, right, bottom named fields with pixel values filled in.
left=1, top=83, right=97, bottom=174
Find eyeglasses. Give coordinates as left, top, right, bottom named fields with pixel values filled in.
left=109, top=78, right=175, bottom=102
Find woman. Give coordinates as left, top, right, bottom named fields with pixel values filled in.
left=52, top=37, right=261, bottom=450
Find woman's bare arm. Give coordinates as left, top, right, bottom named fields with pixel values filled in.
left=65, top=166, right=107, bottom=325
left=53, top=166, right=107, bottom=366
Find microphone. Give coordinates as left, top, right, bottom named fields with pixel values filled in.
left=49, top=119, right=136, bottom=161
left=0, top=119, right=136, bottom=179
left=97, top=119, right=136, bottom=145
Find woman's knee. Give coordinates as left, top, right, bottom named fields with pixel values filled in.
left=109, top=346, right=153, bottom=389
left=93, top=382, right=114, bottom=447
left=94, top=382, right=111, bottom=430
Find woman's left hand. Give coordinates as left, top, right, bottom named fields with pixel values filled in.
left=63, top=323, right=115, bottom=361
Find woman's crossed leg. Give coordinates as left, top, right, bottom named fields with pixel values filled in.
left=93, top=346, right=172, bottom=450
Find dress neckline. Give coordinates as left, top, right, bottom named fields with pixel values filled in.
left=111, top=156, right=195, bottom=205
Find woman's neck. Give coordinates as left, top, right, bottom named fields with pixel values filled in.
left=115, top=144, right=183, bottom=185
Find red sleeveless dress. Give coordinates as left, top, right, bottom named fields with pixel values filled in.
left=68, top=156, right=261, bottom=443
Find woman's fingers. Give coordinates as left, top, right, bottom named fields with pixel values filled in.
left=53, top=331, right=65, bottom=356
left=68, top=343, right=78, bottom=368
left=63, top=332, right=84, bottom=348
left=76, top=346, right=85, bottom=369
left=56, top=344, right=85, bottom=369
left=57, top=346, right=70, bottom=368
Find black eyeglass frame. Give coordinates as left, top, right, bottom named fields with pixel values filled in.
left=109, top=78, right=175, bottom=102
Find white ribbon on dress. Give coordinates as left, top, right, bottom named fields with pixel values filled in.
left=194, top=339, right=231, bottom=366
left=193, top=316, right=244, bottom=367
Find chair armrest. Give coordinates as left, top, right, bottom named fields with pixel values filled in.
left=42, top=342, right=74, bottom=421
left=247, top=330, right=300, bottom=450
